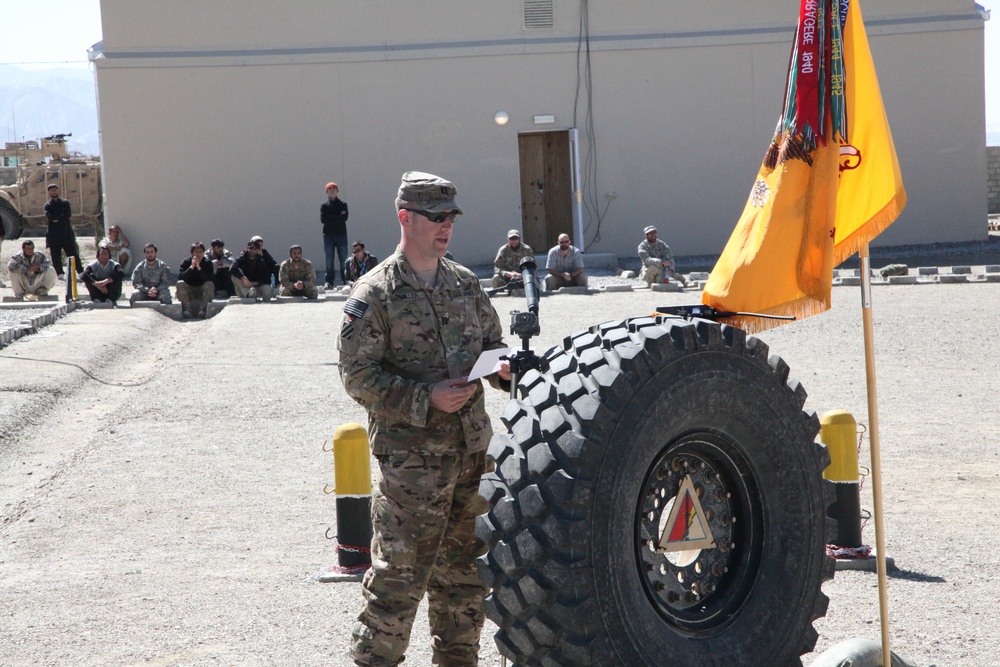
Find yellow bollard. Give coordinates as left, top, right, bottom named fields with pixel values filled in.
left=332, top=423, right=373, bottom=571
left=820, top=410, right=863, bottom=547
left=69, top=257, right=78, bottom=301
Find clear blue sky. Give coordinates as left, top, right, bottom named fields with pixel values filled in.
left=0, top=0, right=997, bottom=139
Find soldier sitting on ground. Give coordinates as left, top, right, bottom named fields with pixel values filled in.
left=545, top=233, right=588, bottom=290
left=81, top=244, right=125, bottom=304
left=638, top=224, right=688, bottom=287
left=176, top=242, right=215, bottom=318
left=278, top=244, right=319, bottom=299
left=129, top=243, right=172, bottom=306
left=7, top=240, right=58, bottom=301
left=492, top=228, right=534, bottom=289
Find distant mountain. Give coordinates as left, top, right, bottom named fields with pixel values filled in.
left=0, top=65, right=100, bottom=156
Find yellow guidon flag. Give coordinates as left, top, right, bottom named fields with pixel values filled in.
left=703, top=0, right=906, bottom=333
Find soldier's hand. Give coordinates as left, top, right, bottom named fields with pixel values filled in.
left=498, top=361, right=511, bottom=381
left=430, top=378, right=477, bottom=413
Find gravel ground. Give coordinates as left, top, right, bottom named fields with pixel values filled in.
left=1, top=279, right=998, bottom=666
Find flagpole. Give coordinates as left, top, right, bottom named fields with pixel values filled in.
left=859, top=242, right=891, bottom=667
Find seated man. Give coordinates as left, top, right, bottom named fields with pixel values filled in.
left=206, top=239, right=235, bottom=299
left=278, top=244, right=319, bottom=299
left=544, top=233, right=587, bottom=290
left=249, top=234, right=280, bottom=287
left=492, top=228, right=534, bottom=289
left=100, top=224, right=132, bottom=273
left=81, top=244, right=125, bottom=304
left=129, top=243, right=172, bottom=305
left=7, top=240, right=58, bottom=301
left=176, top=242, right=215, bottom=318
left=343, top=241, right=378, bottom=285
left=230, top=240, right=274, bottom=301
left=638, top=225, right=687, bottom=287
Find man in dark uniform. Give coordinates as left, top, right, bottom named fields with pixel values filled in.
left=338, top=171, right=510, bottom=667
left=44, top=183, right=81, bottom=278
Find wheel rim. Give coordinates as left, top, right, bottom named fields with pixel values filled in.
left=635, top=432, right=764, bottom=634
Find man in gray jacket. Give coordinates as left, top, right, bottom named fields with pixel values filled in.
left=129, top=243, right=172, bottom=305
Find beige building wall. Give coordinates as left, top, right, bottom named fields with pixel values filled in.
left=92, top=0, right=988, bottom=269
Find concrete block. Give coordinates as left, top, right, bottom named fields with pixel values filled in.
left=839, top=277, right=861, bottom=286
left=650, top=282, right=683, bottom=293
left=555, top=286, right=592, bottom=295
left=478, top=279, right=492, bottom=288
left=836, top=268, right=860, bottom=278
left=324, top=293, right=348, bottom=301
left=1, top=296, right=23, bottom=303
left=160, top=304, right=182, bottom=319
left=620, top=270, right=636, bottom=280
left=887, top=275, right=918, bottom=285
left=688, top=272, right=710, bottom=281
left=939, top=274, right=968, bottom=284
left=950, top=266, right=972, bottom=274
left=985, top=273, right=1000, bottom=283
left=131, top=300, right=163, bottom=308
left=602, top=284, right=633, bottom=293
left=917, top=267, right=938, bottom=275
left=85, top=301, right=115, bottom=309
left=985, top=265, right=1000, bottom=273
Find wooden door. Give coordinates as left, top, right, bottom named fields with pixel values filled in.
left=518, top=131, right=572, bottom=253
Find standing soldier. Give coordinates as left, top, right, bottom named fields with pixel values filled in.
left=44, top=183, right=82, bottom=279
left=338, top=171, right=510, bottom=667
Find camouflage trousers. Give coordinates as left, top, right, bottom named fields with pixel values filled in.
left=351, top=449, right=488, bottom=667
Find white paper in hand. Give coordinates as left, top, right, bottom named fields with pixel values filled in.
left=467, top=348, right=513, bottom=382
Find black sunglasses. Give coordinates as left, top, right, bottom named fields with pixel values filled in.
left=404, top=209, right=458, bottom=223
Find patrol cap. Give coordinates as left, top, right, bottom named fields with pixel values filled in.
left=644, top=225, right=657, bottom=235
left=47, top=183, right=59, bottom=190
left=395, top=171, right=463, bottom=215
left=507, top=229, right=520, bottom=239
left=250, top=235, right=264, bottom=243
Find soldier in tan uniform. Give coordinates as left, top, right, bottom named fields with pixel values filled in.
left=491, top=228, right=534, bottom=288
left=278, top=244, right=319, bottom=299
left=338, top=171, right=510, bottom=667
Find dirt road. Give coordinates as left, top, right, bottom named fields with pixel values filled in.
left=1, top=283, right=997, bottom=666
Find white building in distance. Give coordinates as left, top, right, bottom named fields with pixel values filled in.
left=90, top=0, right=989, bottom=270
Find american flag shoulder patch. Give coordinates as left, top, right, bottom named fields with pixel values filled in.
left=344, top=297, right=368, bottom=321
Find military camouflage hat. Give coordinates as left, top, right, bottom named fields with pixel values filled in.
left=395, top=171, right=464, bottom=215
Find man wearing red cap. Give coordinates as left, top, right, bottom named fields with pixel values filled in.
left=321, top=182, right=349, bottom=288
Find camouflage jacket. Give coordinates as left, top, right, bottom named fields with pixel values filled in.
left=338, top=249, right=507, bottom=456
left=279, top=258, right=316, bottom=289
left=638, top=238, right=674, bottom=268
left=131, top=259, right=171, bottom=293
left=493, top=242, right=535, bottom=278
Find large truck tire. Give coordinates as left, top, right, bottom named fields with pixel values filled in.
left=0, top=198, right=22, bottom=241
left=477, top=317, right=835, bottom=666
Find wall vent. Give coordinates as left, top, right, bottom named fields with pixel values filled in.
left=524, top=0, right=554, bottom=30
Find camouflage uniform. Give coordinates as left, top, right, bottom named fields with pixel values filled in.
left=278, top=257, right=319, bottom=299
left=338, top=173, right=507, bottom=667
left=638, top=237, right=687, bottom=286
left=491, top=237, right=534, bottom=289
left=129, top=258, right=172, bottom=304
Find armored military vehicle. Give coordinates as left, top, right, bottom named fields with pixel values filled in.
left=0, top=134, right=102, bottom=240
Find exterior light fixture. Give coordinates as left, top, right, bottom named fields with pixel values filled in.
left=494, top=111, right=509, bottom=126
